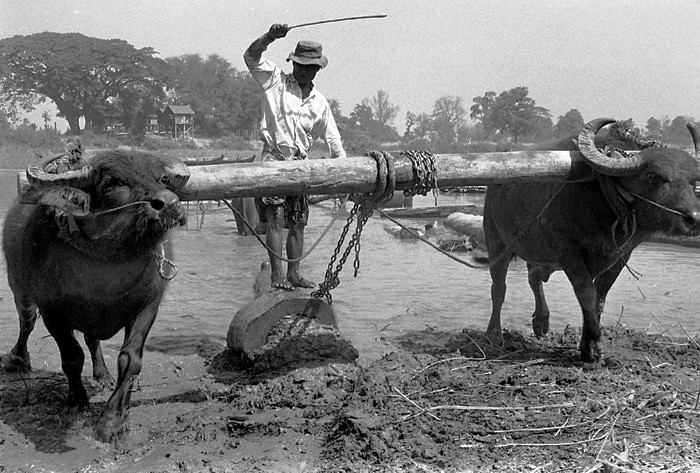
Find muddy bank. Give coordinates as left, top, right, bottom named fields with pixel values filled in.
left=1, top=324, right=700, bottom=472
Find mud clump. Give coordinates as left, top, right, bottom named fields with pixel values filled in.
left=247, top=314, right=359, bottom=372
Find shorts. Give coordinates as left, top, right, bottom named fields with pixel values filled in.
left=255, top=146, right=309, bottom=226
left=255, top=195, right=309, bottom=227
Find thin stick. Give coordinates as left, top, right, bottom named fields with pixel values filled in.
left=495, top=431, right=609, bottom=448
left=678, top=322, right=700, bottom=349
left=393, top=386, right=440, bottom=420
left=430, top=402, right=574, bottom=412
left=289, top=14, right=387, bottom=30
left=490, top=406, right=611, bottom=434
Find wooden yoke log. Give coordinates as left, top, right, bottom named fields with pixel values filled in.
left=16, top=150, right=598, bottom=203
left=177, top=150, right=597, bottom=201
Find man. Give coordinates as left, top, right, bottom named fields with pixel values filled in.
left=244, top=23, right=347, bottom=291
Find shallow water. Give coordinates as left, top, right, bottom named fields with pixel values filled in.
left=1, top=169, right=699, bottom=369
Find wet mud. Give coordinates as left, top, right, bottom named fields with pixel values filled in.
left=1, top=323, right=700, bottom=472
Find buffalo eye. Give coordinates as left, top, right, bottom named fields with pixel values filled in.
left=646, top=172, right=668, bottom=188
left=100, top=176, right=122, bottom=190
left=159, top=175, right=171, bottom=187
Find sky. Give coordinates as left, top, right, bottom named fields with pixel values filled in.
left=1, top=0, right=699, bottom=132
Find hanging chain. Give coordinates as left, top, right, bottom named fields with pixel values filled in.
left=312, top=149, right=440, bottom=305
left=311, top=195, right=374, bottom=304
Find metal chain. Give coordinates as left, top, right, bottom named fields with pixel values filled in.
left=400, top=150, right=439, bottom=205
left=312, top=196, right=374, bottom=304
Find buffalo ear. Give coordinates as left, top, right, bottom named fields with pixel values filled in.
left=38, top=187, right=91, bottom=218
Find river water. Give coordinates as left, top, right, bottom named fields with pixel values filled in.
left=1, top=168, right=699, bottom=369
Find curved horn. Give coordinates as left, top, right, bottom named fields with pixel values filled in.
left=577, top=118, right=645, bottom=176
left=687, top=122, right=700, bottom=159
left=26, top=153, right=91, bottom=189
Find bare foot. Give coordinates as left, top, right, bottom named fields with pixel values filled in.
left=271, top=277, right=294, bottom=291
left=289, top=277, right=315, bottom=288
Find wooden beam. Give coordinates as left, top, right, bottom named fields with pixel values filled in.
left=17, top=150, right=597, bottom=204
left=177, top=150, right=596, bottom=201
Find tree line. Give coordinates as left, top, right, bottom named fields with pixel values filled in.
left=1, top=32, right=696, bottom=153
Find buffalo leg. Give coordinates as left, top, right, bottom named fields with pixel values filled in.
left=594, top=256, right=629, bottom=322
left=0, top=296, right=38, bottom=372
left=95, top=299, right=160, bottom=443
left=562, top=261, right=600, bottom=363
left=527, top=264, right=552, bottom=337
left=486, top=250, right=512, bottom=342
left=43, top=315, right=89, bottom=408
left=84, top=335, right=113, bottom=389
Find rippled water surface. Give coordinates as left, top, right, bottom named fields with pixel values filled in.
left=1, top=169, right=699, bottom=368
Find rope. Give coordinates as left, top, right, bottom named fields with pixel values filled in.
left=221, top=197, right=343, bottom=263
left=154, top=241, right=178, bottom=280
left=375, top=207, right=487, bottom=269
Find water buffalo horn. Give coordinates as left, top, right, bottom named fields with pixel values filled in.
left=687, top=122, right=700, bottom=159
left=161, top=158, right=192, bottom=191
left=26, top=154, right=91, bottom=189
left=577, top=118, right=645, bottom=176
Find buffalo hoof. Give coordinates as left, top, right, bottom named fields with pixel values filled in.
left=95, top=411, right=127, bottom=444
left=91, top=367, right=115, bottom=391
left=579, top=339, right=602, bottom=365
left=531, top=311, right=550, bottom=338
left=485, top=328, right=505, bottom=347
left=66, top=390, right=90, bottom=410
left=0, top=352, right=31, bottom=372
left=90, top=372, right=115, bottom=391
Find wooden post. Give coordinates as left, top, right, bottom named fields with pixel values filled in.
left=16, top=150, right=598, bottom=204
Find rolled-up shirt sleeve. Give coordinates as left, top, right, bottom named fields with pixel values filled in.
left=322, top=105, right=346, bottom=159
left=244, top=33, right=276, bottom=90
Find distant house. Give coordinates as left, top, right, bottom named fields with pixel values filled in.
left=92, top=111, right=125, bottom=134
left=145, top=111, right=161, bottom=134
left=161, top=105, right=195, bottom=140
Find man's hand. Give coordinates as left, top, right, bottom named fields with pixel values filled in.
left=268, top=23, right=290, bottom=40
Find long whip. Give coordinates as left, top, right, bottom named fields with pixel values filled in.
left=289, top=14, right=387, bottom=30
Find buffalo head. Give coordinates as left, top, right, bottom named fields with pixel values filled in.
left=577, top=118, right=700, bottom=235
left=26, top=149, right=190, bottom=259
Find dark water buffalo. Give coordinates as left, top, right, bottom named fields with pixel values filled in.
left=1, top=149, right=190, bottom=442
left=484, top=118, right=700, bottom=363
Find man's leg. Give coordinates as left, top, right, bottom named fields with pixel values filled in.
left=287, top=221, right=315, bottom=288
left=266, top=205, right=294, bottom=291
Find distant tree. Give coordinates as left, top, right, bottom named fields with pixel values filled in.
left=165, top=54, right=259, bottom=137
left=470, top=91, right=497, bottom=139
left=41, top=110, right=51, bottom=129
left=664, top=115, right=695, bottom=146
left=370, top=90, right=399, bottom=130
left=232, top=71, right=264, bottom=135
left=404, top=111, right=417, bottom=138
left=646, top=117, right=662, bottom=137
left=349, top=99, right=377, bottom=131
left=529, top=115, right=554, bottom=142
left=413, top=113, right=433, bottom=142
left=0, top=32, right=167, bottom=133
left=553, top=109, right=584, bottom=138
left=432, top=95, right=465, bottom=150
left=489, top=87, right=550, bottom=143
